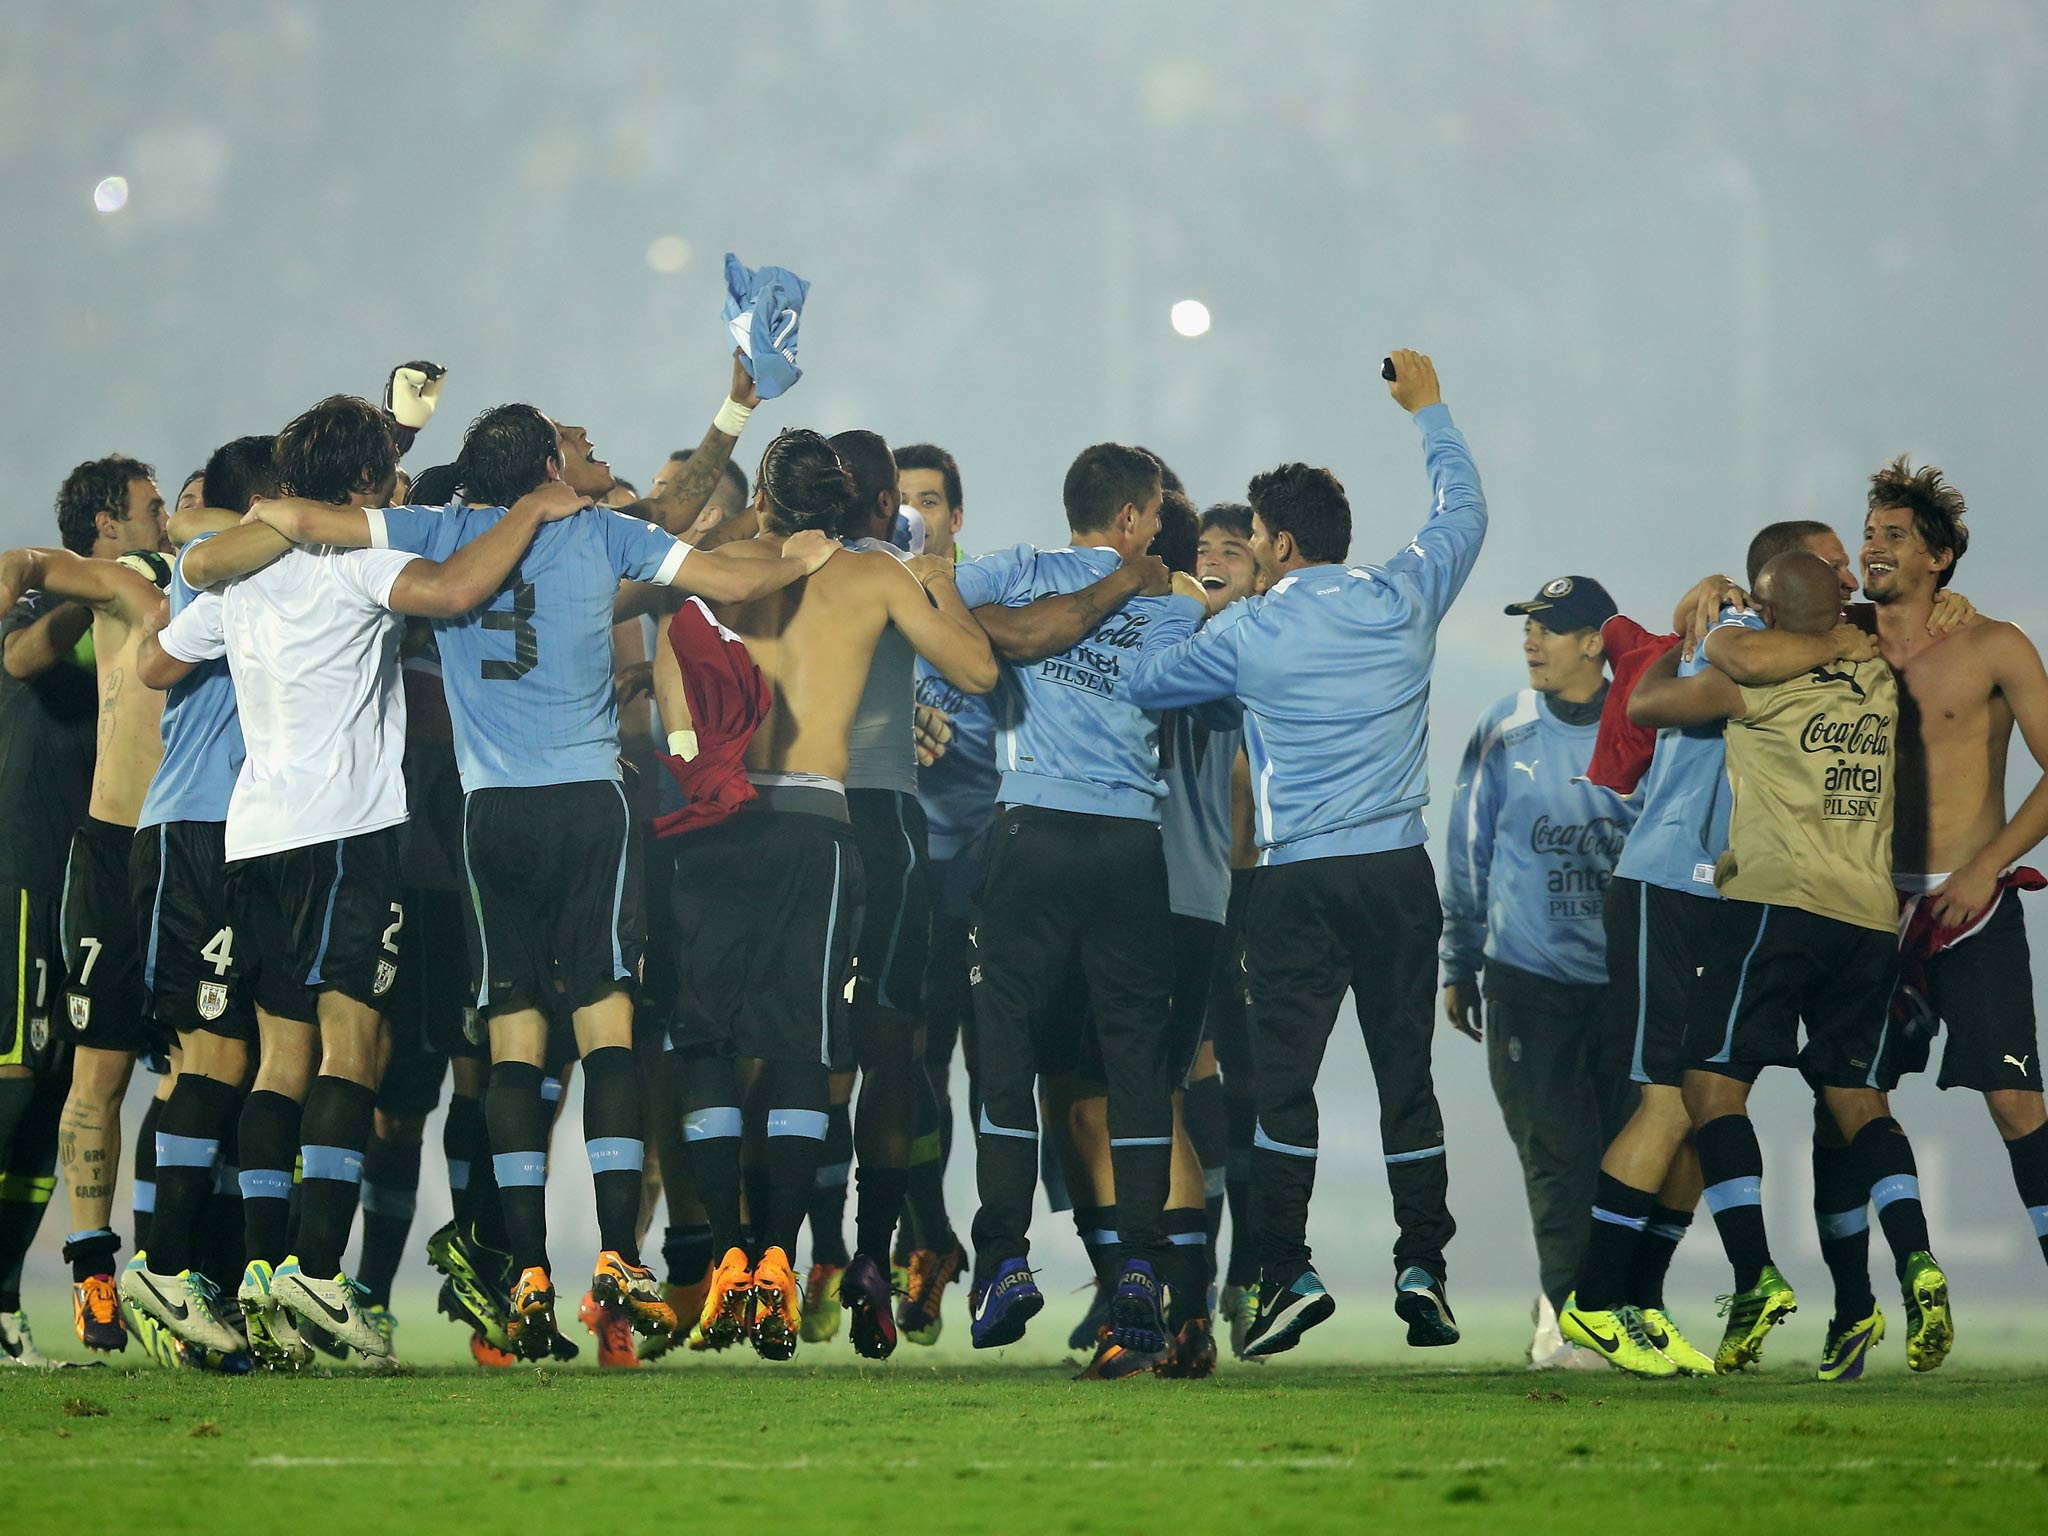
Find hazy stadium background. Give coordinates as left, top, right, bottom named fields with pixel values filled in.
left=4, top=0, right=2042, bottom=1315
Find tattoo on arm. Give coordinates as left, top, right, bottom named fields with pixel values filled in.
left=641, top=422, right=736, bottom=537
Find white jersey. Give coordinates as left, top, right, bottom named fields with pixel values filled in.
left=159, top=544, right=419, bottom=861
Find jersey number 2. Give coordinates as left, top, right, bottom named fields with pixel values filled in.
left=482, top=581, right=538, bottom=681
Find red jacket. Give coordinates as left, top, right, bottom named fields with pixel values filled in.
left=653, top=598, right=770, bottom=838
left=1584, top=614, right=1681, bottom=795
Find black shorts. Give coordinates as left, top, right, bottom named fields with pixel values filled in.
left=1204, top=869, right=1254, bottom=1084
left=1602, top=877, right=1712, bottom=1088
left=1170, top=914, right=1223, bottom=1084
left=225, top=826, right=405, bottom=1025
left=636, top=831, right=681, bottom=1045
left=2, top=883, right=65, bottom=1071
left=848, top=789, right=931, bottom=1015
left=1919, top=892, right=2042, bottom=1094
left=376, top=885, right=467, bottom=1114
left=1683, top=899, right=1903, bottom=1089
left=60, top=818, right=151, bottom=1053
left=670, top=803, right=864, bottom=1069
left=461, top=781, right=640, bottom=1017
left=130, top=820, right=253, bottom=1043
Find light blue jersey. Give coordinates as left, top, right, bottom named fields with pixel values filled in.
left=1440, top=689, right=1640, bottom=989
left=915, top=657, right=999, bottom=859
left=1613, top=608, right=1766, bottom=898
left=953, top=543, right=1201, bottom=823
left=138, top=536, right=244, bottom=830
left=1126, top=403, right=1487, bottom=865
left=1161, top=710, right=1240, bottom=924
left=370, top=504, right=685, bottom=792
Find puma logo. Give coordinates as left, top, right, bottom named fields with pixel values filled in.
left=1808, top=663, right=1867, bottom=700
left=2006, top=1054, right=2032, bottom=1074
left=1512, top=760, right=1539, bottom=779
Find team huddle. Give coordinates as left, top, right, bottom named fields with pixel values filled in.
left=0, top=328, right=2043, bottom=1386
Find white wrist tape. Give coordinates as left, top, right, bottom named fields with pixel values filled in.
left=712, top=397, right=753, bottom=438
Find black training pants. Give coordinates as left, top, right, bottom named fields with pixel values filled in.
left=1244, top=844, right=1455, bottom=1283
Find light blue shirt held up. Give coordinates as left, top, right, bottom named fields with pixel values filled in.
left=1124, top=403, right=1487, bottom=866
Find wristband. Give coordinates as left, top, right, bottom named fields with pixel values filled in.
left=712, top=397, right=753, bottom=437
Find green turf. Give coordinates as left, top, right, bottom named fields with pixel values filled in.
left=6, top=1299, right=2047, bottom=1534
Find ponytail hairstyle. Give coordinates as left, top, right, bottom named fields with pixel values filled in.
left=756, top=428, right=856, bottom=534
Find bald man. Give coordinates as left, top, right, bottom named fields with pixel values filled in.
left=1638, top=550, right=1952, bottom=1377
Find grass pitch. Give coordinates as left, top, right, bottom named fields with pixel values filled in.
left=5, top=1300, right=2046, bottom=1534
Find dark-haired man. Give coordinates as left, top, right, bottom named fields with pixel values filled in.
left=1441, top=576, right=1641, bottom=1368
left=1848, top=460, right=2048, bottom=1282
left=1630, top=549, right=1954, bottom=1375
left=897, top=441, right=984, bottom=1343
left=140, top=395, right=583, bottom=1362
left=198, top=398, right=834, bottom=1357
left=952, top=441, right=1205, bottom=1359
left=1128, top=351, right=1482, bottom=1357
left=114, top=436, right=279, bottom=1359
left=660, top=428, right=995, bottom=1361
left=0, top=455, right=173, bottom=1354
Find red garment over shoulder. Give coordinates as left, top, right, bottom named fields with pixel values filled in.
left=652, top=597, right=770, bottom=839
left=1584, top=614, right=1681, bottom=794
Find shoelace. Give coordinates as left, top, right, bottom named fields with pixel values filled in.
left=80, top=1278, right=120, bottom=1323
left=1617, top=1307, right=1661, bottom=1350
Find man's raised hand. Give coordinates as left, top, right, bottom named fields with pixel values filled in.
left=386, top=361, right=448, bottom=430
left=1385, top=348, right=1442, bottom=414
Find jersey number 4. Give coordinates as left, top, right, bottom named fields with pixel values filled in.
left=482, top=580, right=539, bottom=681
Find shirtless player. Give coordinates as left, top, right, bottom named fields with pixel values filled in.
left=657, top=428, right=995, bottom=1360
left=0, top=456, right=173, bottom=1351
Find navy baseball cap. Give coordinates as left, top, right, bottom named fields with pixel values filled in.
left=1504, top=575, right=1617, bottom=632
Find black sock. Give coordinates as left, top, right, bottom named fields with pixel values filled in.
left=296, top=1076, right=376, bottom=1277
left=148, top=1073, right=236, bottom=1276
left=486, top=1060, right=551, bottom=1273
left=579, top=1047, right=645, bottom=1261
left=1632, top=1206, right=1691, bottom=1311
left=132, top=1095, right=164, bottom=1253
left=1073, top=1203, right=1121, bottom=1289
left=854, top=1163, right=910, bottom=1264
left=238, top=1089, right=301, bottom=1266
left=1105, top=1128, right=1171, bottom=1268
left=2003, top=1122, right=2048, bottom=1268
left=1162, top=1206, right=1208, bottom=1329
left=200, top=1108, right=246, bottom=1289
left=358, top=1132, right=422, bottom=1307
left=1851, top=1117, right=1930, bottom=1274
left=0, top=1071, right=63, bottom=1310
left=1222, top=1093, right=1258, bottom=1286
left=806, top=1100, right=852, bottom=1268
left=681, top=1056, right=744, bottom=1260
left=902, top=1063, right=953, bottom=1253
left=63, top=1227, right=118, bottom=1283
left=1575, top=1172, right=1655, bottom=1310
left=1813, top=1130, right=1875, bottom=1321
left=663, top=1222, right=714, bottom=1287
left=442, top=1094, right=488, bottom=1228
left=763, top=1064, right=830, bottom=1260
left=1695, top=1114, right=1771, bottom=1293
left=0, top=1077, right=33, bottom=1166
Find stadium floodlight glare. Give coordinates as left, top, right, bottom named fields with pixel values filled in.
left=646, top=235, right=693, bottom=274
left=93, top=176, right=129, bottom=214
left=1170, top=298, right=1211, bottom=338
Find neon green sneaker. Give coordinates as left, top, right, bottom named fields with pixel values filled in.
left=1901, top=1253, right=1953, bottom=1372
left=363, top=1304, right=400, bottom=1362
left=1638, top=1306, right=1716, bottom=1376
left=801, top=1262, right=843, bottom=1344
left=1558, top=1296, right=1678, bottom=1378
left=1713, top=1265, right=1797, bottom=1373
left=1817, top=1305, right=1885, bottom=1382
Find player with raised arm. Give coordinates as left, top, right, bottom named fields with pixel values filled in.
left=1125, top=351, right=1484, bottom=1357
left=661, top=429, right=994, bottom=1361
